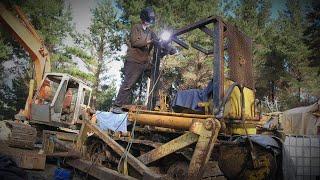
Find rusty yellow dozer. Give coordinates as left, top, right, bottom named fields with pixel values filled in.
left=59, top=17, right=281, bottom=180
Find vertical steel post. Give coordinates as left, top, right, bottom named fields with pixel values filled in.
left=147, top=45, right=161, bottom=110
left=212, top=20, right=224, bottom=112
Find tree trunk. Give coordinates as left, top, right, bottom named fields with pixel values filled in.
left=94, top=42, right=104, bottom=96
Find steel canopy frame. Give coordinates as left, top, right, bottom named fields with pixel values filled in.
left=150, top=16, right=227, bottom=112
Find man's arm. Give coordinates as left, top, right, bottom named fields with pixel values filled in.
left=130, top=25, right=151, bottom=48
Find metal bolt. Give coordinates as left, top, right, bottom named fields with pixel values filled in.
left=204, top=120, right=213, bottom=130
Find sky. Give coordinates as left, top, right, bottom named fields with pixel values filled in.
left=65, top=0, right=125, bottom=90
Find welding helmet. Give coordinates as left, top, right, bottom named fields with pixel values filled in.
left=140, top=7, right=155, bottom=24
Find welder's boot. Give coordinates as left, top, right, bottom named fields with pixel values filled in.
left=111, top=106, right=125, bottom=114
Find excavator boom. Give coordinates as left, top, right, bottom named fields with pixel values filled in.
left=0, top=3, right=51, bottom=118
left=0, top=3, right=51, bottom=83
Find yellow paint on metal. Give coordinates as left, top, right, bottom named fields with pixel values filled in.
left=223, top=79, right=255, bottom=120
left=0, top=3, right=50, bottom=86
left=227, top=123, right=257, bottom=135
left=0, top=3, right=51, bottom=119
left=23, top=79, right=35, bottom=118
left=128, top=113, right=196, bottom=130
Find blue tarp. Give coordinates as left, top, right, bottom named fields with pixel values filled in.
left=171, top=80, right=213, bottom=113
left=95, top=111, right=128, bottom=132
left=171, top=89, right=207, bottom=112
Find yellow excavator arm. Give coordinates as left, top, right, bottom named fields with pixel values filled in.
left=0, top=3, right=51, bottom=119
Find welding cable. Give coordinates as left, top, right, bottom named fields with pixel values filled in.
left=117, top=108, right=140, bottom=173
left=238, top=85, right=257, bottom=166
left=214, top=82, right=240, bottom=118
left=114, top=113, right=129, bottom=132
left=117, top=119, right=137, bottom=173
left=116, top=45, right=168, bottom=174
left=145, top=64, right=163, bottom=108
left=149, top=46, right=160, bottom=109
left=85, top=152, right=99, bottom=179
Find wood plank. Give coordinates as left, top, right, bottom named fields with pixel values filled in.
left=84, top=122, right=160, bottom=178
left=0, top=143, right=46, bottom=170
left=67, top=159, right=136, bottom=180
left=137, top=132, right=198, bottom=165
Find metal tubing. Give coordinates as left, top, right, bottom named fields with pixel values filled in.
left=130, top=110, right=213, bottom=119
left=128, top=113, right=197, bottom=130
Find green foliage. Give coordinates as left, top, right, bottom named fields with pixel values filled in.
left=0, top=78, right=27, bottom=120
left=222, top=0, right=319, bottom=109
left=20, top=0, right=73, bottom=51
left=50, top=47, right=96, bottom=83
left=65, top=47, right=96, bottom=66
left=96, top=83, right=117, bottom=110
left=89, top=0, right=122, bottom=53
left=0, top=31, right=12, bottom=60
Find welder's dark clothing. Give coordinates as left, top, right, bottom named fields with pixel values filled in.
left=127, top=24, right=153, bottom=64
left=114, top=60, right=146, bottom=106
left=114, top=24, right=154, bottom=107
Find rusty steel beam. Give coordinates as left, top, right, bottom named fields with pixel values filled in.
left=188, top=119, right=221, bottom=179
left=191, top=43, right=213, bottom=55
left=173, top=16, right=216, bottom=36
left=171, top=36, right=189, bottom=49
left=67, top=159, right=136, bottom=180
left=199, top=26, right=214, bottom=37
left=83, top=122, right=160, bottom=178
left=212, top=19, right=224, bottom=111
left=116, top=138, right=163, bottom=149
left=137, top=132, right=198, bottom=165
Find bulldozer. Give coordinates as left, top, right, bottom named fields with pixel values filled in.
left=71, top=17, right=282, bottom=179
left=1, top=3, right=282, bottom=179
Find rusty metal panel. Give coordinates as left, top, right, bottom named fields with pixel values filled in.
left=31, top=103, right=50, bottom=122
left=225, top=24, right=254, bottom=89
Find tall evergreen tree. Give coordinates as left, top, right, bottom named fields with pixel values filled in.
left=304, top=1, right=320, bottom=97
left=73, top=0, right=122, bottom=110
left=274, top=0, right=314, bottom=107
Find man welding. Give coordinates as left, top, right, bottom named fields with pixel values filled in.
left=111, top=7, right=156, bottom=114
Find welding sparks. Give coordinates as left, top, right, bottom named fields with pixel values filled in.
left=160, top=30, right=171, bottom=42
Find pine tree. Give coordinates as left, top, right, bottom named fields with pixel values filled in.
left=303, top=1, right=320, bottom=97
left=72, top=0, right=122, bottom=110
left=274, top=0, right=314, bottom=107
